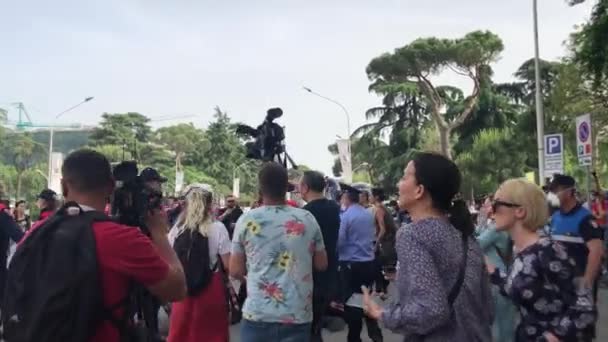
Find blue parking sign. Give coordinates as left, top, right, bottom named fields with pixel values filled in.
left=545, top=135, right=562, bottom=155
left=544, top=134, right=564, bottom=177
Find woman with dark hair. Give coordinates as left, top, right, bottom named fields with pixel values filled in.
left=13, top=200, right=31, bottom=232
left=362, top=152, right=493, bottom=341
left=370, top=187, right=397, bottom=297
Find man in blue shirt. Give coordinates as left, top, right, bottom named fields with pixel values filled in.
left=549, top=174, right=604, bottom=337
left=337, top=183, right=382, bottom=342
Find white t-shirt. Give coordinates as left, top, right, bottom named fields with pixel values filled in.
left=168, top=220, right=231, bottom=268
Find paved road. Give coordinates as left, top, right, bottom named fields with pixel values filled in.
left=227, top=288, right=608, bottom=341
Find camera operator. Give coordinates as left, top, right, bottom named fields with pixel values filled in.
left=22, top=149, right=187, bottom=341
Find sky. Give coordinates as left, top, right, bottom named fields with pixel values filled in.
left=0, top=0, right=595, bottom=175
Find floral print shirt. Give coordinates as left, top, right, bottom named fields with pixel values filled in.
left=232, top=205, right=325, bottom=324
left=491, top=238, right=596, bottom=342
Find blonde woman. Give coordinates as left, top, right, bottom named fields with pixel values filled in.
left=167, top=184, right=231, bottom=342
left=487, top=179, right=596, bottom=342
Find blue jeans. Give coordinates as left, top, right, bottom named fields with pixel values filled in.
left=241, top=320, right=311, bottom=342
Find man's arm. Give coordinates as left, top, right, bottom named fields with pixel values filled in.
left=229, top=217, right=247, bottom=280
left=307, top=213, right=328, bottom=271
left=580, top=216, right=605, bottom=288
left=337, top=212, right=349, bottom=257
left=146, top=210, right=187, bottom=302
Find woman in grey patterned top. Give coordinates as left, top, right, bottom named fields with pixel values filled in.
left=362, top=152, right=494, bottom=341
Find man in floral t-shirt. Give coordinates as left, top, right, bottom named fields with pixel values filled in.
left=230, top=163, right=328, bottom=342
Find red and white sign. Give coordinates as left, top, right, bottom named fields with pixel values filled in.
left=576, top=114, right=593, bottom=166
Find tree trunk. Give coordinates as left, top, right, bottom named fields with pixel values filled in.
left=438, top=125, right=452, bottom=159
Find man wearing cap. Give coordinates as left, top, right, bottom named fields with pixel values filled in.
left=36, top=189, right=58, bottom=222
left=550, top=175, right=604, bottom=311
left=140, top=167, right=168, bottom=192
left=337, top=183, right=382, bottom=342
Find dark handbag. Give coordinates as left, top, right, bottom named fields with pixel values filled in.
left=216, top=255, right=243, bottom=324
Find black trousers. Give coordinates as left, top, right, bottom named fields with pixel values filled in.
left=339, top=261, right=383, bottom=342
left=311, top=292, right=329, bottom=342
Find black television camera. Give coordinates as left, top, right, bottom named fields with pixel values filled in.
left=235, top=107, right=297, bottom=169
left=111, top=161, right=163, bottom=235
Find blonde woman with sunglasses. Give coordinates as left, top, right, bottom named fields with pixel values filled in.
left=487, top=178, right=596, bottom=342
left=167, top=184, right=231, bottom=342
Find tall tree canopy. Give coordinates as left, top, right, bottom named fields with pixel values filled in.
left=89, top=113, right=152, bottom=160
left=367, top=30, right=504, bottom=159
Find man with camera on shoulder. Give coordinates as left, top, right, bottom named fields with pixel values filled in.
left=6, top=149, right=187, bottom=342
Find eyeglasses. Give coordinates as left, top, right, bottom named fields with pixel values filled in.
left=492, top=200, right=521, bottom=212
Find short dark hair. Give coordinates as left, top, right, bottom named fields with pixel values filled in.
left=549, top=174, right=576, bottom=191
left=302, top=171, right=326, bottom=193
left=371, top=188, right=386, bottom=202
left=62, top=149, right=113, bottom=193
left=258, top=162, right=288, bottom=200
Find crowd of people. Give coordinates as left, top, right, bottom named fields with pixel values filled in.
left=0, top=147, right=606, bottom=342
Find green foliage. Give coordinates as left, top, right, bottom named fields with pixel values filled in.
left=367, top=30, right=504, bottom=158
left=457, top=128, right=528, bottom=197
left=89, top=113, right=152, bottom=159
left=90, top=145, right=133, bottom=163
left=195, top=107, right=252, bottom=192
left=572, top=0, right=608, bottom=88
left=155, top=123, right=209, bottom=172
left=2, top=133, right=47, bottom=198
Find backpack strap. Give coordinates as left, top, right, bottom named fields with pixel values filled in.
left=447, top=233, right=468, bottom=306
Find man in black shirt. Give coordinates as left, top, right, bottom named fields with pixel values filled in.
left=218, top=195, right=244, bottom=239
left=300, top=171, right=340, bottom=342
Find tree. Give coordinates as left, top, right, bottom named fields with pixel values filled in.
left=155, top=123, right=209, bottom=173
left=89, top=113, right=152, bottom=160
left=457, top=128, right=529, bottom=198
left=571, top=0, right=608, bottom=90
left=196, top=107, right=253, bottom=193
left=367, top=30, right=504, bottom=159
left=449, top=65, right=520, bottom=154
left=4, top=133, right=46, bottom=199
left=90, top=145, right=133, bottom=163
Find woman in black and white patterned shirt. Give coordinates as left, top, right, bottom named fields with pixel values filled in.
left=488, top=178, right=596, bottom=342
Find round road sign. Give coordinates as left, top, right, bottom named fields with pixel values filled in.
left=579, top=121, right=590, bottom=143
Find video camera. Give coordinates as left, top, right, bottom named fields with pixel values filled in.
left=236, top=107, right=297, bottom=169
left=111, top=161, right=163, bottom=235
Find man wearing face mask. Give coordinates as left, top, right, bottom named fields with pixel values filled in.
left=549, top=174, right=604, bottom=317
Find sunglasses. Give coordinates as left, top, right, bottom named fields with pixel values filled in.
left=492, top=200, right=521, bottom=212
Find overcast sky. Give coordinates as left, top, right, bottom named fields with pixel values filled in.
left=0, top=0, right=594, bottom=175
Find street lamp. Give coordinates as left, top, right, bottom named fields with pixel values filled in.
left=232, top=161, right=251, bottom=198
left=47, top=97, right=95, bottom=188
left=533, top=0, right=545, bottom=185
left=303, top=86, right=353, bottom=182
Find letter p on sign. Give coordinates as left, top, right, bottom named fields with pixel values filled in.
left=546, top=135, right=562, bottom=155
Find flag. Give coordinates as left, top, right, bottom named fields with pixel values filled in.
left=336, top=138, right=352, bottom=183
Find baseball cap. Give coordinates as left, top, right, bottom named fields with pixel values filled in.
left=140, top=168, right=168, bottom=183
left=38, top=189, right=57, bottom=201
left=339, top=183, right=362, bottom=196
left=549, top=174, right=576, bottom=191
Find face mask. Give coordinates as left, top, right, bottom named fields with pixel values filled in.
left=547, top=192, right=560, bottom=208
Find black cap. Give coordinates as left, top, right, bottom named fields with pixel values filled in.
left=37, top=189, right=57, bottom=201
left=339, top=183, right=362, bottom=196
left=140, top=168, right=167, bottom=183
left=549, top=174, right=576, bottom=191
